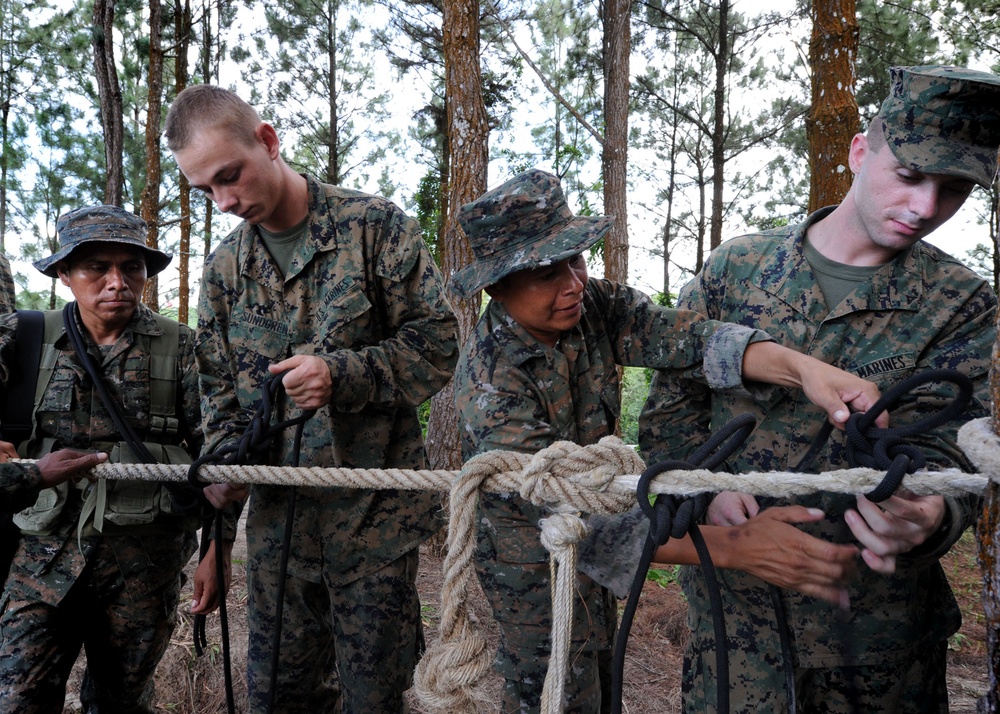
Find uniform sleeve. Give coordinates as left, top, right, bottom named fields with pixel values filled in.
left=195, top=250, right=251, bottom=456
left=637, top=269, right=728, bottom=465
left=0, top=463, right=42, bottom=513
left=893, top=278, right=995, bottom=561
left=591, top=279, right=771, bottom=390
left=321, top=207, right=459, bottom=413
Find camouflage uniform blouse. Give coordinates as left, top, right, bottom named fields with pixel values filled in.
left=0, top=464, right=43, bottom=514
left=456, top=276, right=770, bottom=477
left=0, top=304, right=202, bottom=600
left=640, top=207, right=996, bottom=667
left=195, top=176, right=458, bottom=585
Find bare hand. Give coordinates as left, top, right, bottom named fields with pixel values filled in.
left=797, top=358, right=887, bottom=430
left=844, top=491, right=947, bottom=574
left=726, top=505, right=859, bottom=608
left=707, top=491, right=760, bottom=526
left=35, top=449, right=108, bottom=489
left=191, top=540, right=234, bottom=615
left=0, top=440, right=18, bottom=462
left=202, top=483, right=249, bottom=510
left=269, top=354, right=332, bottom=410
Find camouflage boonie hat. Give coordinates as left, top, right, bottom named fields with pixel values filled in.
left=34, top=205, right=172, bottom=278
left=878, top=65, right=1000, bottom=188
left=450, top=169, right=613, bottom=299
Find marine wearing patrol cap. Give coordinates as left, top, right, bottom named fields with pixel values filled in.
left=878, top=64, right=1000, bottom=189
left=34, top=204, right=172, bottom=278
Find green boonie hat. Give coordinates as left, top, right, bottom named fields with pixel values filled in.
left=878, top=65, right=1000, bottom=189
left=450, top=169, right=613, bottom=299
left=34, top=205, right=172, bottom=278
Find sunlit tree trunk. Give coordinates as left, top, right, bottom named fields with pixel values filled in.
left=807, top=0, right=859, bottom=212
left=93, top=0, right=124, bottom=206
left=425, top=0, right=489, bottom=471
left=140, top=0, right=163, bottom=310
left=602, top=0, right=629, bottom=284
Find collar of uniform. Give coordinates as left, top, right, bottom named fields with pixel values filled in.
left=751, top=207, right=923, bottom=320
left=486, top=298, right=585, bottom=368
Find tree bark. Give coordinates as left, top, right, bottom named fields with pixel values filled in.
left=708, top=0, right=728, bottom=252
left=425, top=0, right=489, bottom=471
left=140, top=0, right=163, bottom=310
left=602, top=0, right=630, bottom=284
left=807, top=0, right=859, bottom=213
left=92, top=0, right=124, bottom=207
left=174, top=0, right=192, bottom=324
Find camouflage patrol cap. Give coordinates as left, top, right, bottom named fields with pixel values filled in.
left=878, top=65, right=1000, bottom=188
left=450, top=169, right=613, bottom=299
left=34, top=205, right=172, bottom=278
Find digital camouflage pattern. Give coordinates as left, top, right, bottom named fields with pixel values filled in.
left=879, top=65, right=1000, bottom=189
left=639, top=209, right=995, bottom=712
left=0, top=254, right=14, bottom=313
left=196, top=175, right=458, bottom=712
left=33, top=205, right=172, bottom=278
left=450, top=169, right=612, bottom=299
left=0, top=303, right=202, bottom=714
left=455, top=277, right=771, bottom=713
left=246, top=548, right=421, bottom=712
left=0, top=463, right=43, bottom=513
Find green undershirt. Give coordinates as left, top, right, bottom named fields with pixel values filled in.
left=258, top=217, right=309, bottom=277
left=802, top=237, right=879, bottom=311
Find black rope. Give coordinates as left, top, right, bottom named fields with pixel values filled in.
left=186, top=371, right=316, bottom=714
left=611, top=413, right=756, bottom=714
left=774, top=368, right=975, bottom=714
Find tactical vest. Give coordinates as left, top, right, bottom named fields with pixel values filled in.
left=14, top=310, right=194, bottom=535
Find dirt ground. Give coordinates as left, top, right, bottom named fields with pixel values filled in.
left=60, top=528, right=990, bottom=713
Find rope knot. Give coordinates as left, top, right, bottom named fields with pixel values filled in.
left=539, top=511, right=589, bottom=553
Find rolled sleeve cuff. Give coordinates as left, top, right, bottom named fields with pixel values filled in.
left=702, top=324, right=773, bottom=390
left=323, top=349, right=371, bottom=412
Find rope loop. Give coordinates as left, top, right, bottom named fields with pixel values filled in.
left=841, top=369, right=971, bottom=502
left=187, top=371, right=317, bottom=489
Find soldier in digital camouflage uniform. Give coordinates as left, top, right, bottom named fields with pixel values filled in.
left=0, top=253, right=14, bottom=313
left=452, top=169, right=887, bottom=714
left=164, top=84, right=459, bottom=714
left=0, top=205, right=204, bottom=714
left=638, top=65, right=1000, bottom=713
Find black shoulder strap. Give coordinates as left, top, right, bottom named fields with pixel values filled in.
left=1, top=310, right=45, bottom=447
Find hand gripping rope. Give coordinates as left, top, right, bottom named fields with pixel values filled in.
left=615, top=368, right=973, bottom=714
left=186, top=372, right=316, bottom=714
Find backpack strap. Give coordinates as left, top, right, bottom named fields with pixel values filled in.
left=0, top=310, right=45, bottom=448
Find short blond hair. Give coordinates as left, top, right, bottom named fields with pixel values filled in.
left=164, top=84, right=261, bottom=152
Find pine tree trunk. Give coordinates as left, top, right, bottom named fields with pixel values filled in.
left=807, top=0, right=859, bottom=213
left=140, top=0, right=163, bottom=310
left=425, top=0, right=489, bottom=472
left=602, top=0, right=630, bottom=284
left=93, top=0, right=124, bottom=207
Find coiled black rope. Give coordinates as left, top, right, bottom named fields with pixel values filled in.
left=186, top=371, right=316, bottom=714
left=779, top=368, right=974, bottom=714
left=611, top=413, right=757, bottom=714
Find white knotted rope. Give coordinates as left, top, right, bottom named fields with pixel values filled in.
left=19, top=417, right=1000, bottom=713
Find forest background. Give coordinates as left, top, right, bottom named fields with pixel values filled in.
left=5, top=0, right=1000, bottom=458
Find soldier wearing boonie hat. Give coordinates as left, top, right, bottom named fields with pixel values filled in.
left=639, top=65, right=1000, bottom=713
left=0, top=202, right=202, bottom=714
left=34, top=204, right=172, bottom=277
left=453, top=169, right=889, bottom=713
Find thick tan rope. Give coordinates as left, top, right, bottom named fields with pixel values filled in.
left=15, top=417, right=1000, bottom=713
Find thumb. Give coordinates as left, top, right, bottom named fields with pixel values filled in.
left=763, top=505, right=827, bottom=526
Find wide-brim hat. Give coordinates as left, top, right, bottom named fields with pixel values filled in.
left=34, top=205, right=173, bottom=278
left=878, top=65, right=1000, bottom=189
left=450, top=169, right=613, bottom=299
